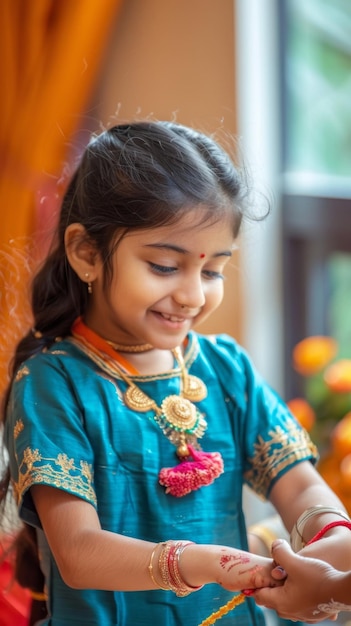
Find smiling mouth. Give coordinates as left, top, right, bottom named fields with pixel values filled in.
left=158, top=312, right=187, bottom=323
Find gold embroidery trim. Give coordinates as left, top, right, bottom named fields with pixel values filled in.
left=14, top=419, right=24, bottom=439
left=244, top=418, right=318, bottom=498
left=13, top=445, right=96, bottom=507
left=15, top=365, right=30, bottom=382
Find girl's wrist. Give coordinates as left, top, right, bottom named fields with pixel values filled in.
left=177, top=543, right=217, bottom=587
left=148, top=541, right=207, bottom=594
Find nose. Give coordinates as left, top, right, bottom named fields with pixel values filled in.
left=173, top=272, right=206, bottom=310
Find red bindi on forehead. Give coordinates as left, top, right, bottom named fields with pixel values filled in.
left=199, top=253, right=206, bottom=258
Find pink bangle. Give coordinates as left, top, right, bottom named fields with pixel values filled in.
left=307, top=520, right=351, bottom=545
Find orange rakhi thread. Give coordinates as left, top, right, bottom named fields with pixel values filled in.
left=198, top=592, right=246, bottom=625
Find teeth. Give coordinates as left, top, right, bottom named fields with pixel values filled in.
left=161, top=313, right=184, bottom=322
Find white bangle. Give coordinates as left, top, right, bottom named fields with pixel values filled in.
left=290, top=505, right=350, bottom=552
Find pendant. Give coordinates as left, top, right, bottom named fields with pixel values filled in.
left=124, top=385, right=156, bottom=412
left=161, top=395, right=198, bottom=430
left=160, top=395, right=207, bottom=437
left=176, top=437, right=191, bottom=458
left=182, top=375, right=207, bottom=402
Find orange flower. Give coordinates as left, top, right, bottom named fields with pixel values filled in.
left=287, top=397, right=316, bottom=432
left=340, top=453, right=351, bottom=491
left=331, top=411, right=351, bottom=458
left=318, top=453, right=341, bottom=492
left=324, top=359, right=351, bottom=393
left=292, top=336, right=337, bottom=376
left=318, top=452, right=351, bottom=514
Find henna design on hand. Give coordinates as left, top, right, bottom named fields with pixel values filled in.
left=220, top=552, right=250, bottom=573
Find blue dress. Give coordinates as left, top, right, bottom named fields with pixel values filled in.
left=5, top=330, right=317, bottom=626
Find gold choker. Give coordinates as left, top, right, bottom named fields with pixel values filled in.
left=105, top=340, right=154, bottom=353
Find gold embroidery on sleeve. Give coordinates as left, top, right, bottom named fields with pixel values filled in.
left=15, top=366, right=30, bottom=382
left=14, top=447, right=96, bottom=506
left=14, top=419, right=24, bottom=439
left=244, top=418, right=318, bottom=498
left=50, top=350, right=68, bottom=355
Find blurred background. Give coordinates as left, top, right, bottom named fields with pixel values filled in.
left=1, top=0, right=351, bottom=624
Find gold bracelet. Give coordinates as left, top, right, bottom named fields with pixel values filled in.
left=157, top=540, right=202, bottom=597
left=30, top=590, right=48, bottom=601
left=248, top=524, right=277, bottom=555
left=148, top=543, right=169, bottom=590
left=158, top=540, right=174, bottom=591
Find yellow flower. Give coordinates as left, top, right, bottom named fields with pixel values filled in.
left=324, top=359, right=351, bottom=393
left=292, top=336, right=337, bottom=376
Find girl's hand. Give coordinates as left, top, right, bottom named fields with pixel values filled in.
left=214, top=549, right=286, bottom=593
left=253, top=540, right=346, bottom=622
left=179, top=544, right=286, bottom=593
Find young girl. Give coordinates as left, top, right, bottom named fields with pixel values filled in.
left=1, top=121, right=350, bottom=626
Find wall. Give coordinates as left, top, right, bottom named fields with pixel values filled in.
left=94, top=0, right=243, bottom=341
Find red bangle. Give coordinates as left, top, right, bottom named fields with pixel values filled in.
left=307, top=520, right=351, bottom=545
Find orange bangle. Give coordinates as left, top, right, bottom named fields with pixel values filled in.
left=30, top=590, right=47, bottom=601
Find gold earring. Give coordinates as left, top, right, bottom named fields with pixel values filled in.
left=84, top=273, right=92, bottom=295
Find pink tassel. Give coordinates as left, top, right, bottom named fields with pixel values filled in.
left=159, top=445, right=224, bottom=497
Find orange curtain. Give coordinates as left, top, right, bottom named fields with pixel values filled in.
left=0, top=0, right=123, bottom=393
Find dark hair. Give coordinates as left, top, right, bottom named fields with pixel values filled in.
left=0, top=120, right=255, bottom=595
left=3, top=121, right=253, bottom=381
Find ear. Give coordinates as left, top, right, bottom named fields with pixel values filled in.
left=64, top=223, right=101, bottom=283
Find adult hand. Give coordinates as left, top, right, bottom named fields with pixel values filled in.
left=252, top=539, right=343, bottom=623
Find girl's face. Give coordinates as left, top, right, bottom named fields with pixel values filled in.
left=85, top=207, right=235, bottom=350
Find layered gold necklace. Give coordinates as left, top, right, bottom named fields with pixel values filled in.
left=71, top=318, right=224, bottom=497
left=115, top=346, right=208, bottom=458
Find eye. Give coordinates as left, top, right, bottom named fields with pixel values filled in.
left=149, top=262, right=177, bottom=275
left=202, top=270, right=224, bottom=280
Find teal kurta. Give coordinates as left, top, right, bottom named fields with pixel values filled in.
left=5, top=331, right=317, bottom=626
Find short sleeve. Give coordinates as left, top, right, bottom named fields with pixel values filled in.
left=5, top=352, right=97, bottom=527
left=237, top=346, right=318, bottom=497
left=198, top=334, right=318, bottom=499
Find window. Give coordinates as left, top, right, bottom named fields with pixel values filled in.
left=280, top=0, right=351, bottom=397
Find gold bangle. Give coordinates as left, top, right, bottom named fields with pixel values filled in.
left=148, top=543, right=169, bottom=591
left=158, top=540, right=203, bottom=597
left=248, top=524, right=277, bottom=554
left=158, top=541, right=174, bottom=591
left=30, top=590, right=48, bottom=601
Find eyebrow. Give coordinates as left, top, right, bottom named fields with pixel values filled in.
left=144, top=243, right=233, bottom=258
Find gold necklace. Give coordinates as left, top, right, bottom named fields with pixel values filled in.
left=117, top=346, right=208, bottom=457
left=70, top=319, right=224, bottom=497
left=105, top=340, right=154, bottom=353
